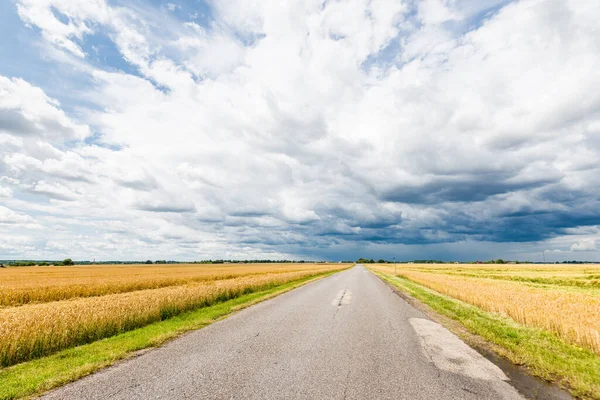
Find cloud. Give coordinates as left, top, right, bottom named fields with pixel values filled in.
left=0, top=206, right=35, bottom=224
left=16, top=0, right=110, bottom=57
left=30, top=180, right=80, bottom=201
left=0, top=186, right=12, bottom=198
left=134, top=200, right=196, bottom=213
left=0, top=76, right=90, bottom=141
left=1, top=0, right=600, bottom=261
left=380, top=173, right=559, bottom=204
left=571, top=238, right=598, bottom=252
left=418, top=0, right=462, bottom=24
left=0, top=206, right=42, bottom=230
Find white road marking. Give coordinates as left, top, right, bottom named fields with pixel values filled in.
left=341, top=291, right=352, bottom=305
left=332, top=290, right=345, bottom=306
left=332, top=290, right=352, bottom=306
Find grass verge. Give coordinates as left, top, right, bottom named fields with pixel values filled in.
left=0, top=272, right=336, bottom=400
left=372, top=270, right=600, bottom=400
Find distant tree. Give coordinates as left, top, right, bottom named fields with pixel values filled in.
left=377, top=259, right=385, bottom=263
left=356, top=258, right=377, bottom=264
left=62, top=258, right=74, bottom=266
left=495, top=259, right=505, bottom=264
left=145, top=260, right=153, bottom=264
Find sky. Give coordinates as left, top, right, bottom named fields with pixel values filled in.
left=1, top=0, right=599, bottom=262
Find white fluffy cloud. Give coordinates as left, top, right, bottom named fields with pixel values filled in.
left=571, top=239, right=598, bottom=252
left=0, top=76, right=90, bottom=141
left=1, top=0, right=600, bottom=260
left=16, top=0, right=110, bottom=57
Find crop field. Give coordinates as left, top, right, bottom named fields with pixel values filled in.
left=370, top=263, right=600, bottom=356
left=0, top=263, right=339, bottom=306
left=0, top=263, right=349, bottom=367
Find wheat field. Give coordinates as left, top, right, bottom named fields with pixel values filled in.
left=0, top=263, right=349, bottom=367
left=0, top=263, right=339, bottom=307
left=370, top=263, right=600, bottom=355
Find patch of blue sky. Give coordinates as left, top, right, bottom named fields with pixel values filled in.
left=362, top=36, right=404, bottom=71
left=0, top=3, right=102, bottom=113
left=49, top=5, right=70, bottom=24
left=80, top=31, right=142, bottom=77
left=0, top=6, right=125, bottom=151
left=465, top=0, right=512, bottom=28
left=0, top=2, right=53, bottom=84
left=361, top=0, right=514, bottom=73
left=83, top=133, right=124, bottom=151
left=25, top=66, right=105, bottom=128
left=360, top=2, right=420, bottom=72
left=165, top=0, right=214, bottom=25
left=114, top=0, right=215, bottom=26
left=448, top=0, right=514, bottom=36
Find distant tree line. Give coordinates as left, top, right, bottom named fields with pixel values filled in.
left=3, top=258, right=598, bottom=267
left=356, top=258, right=392, bottom=264
left=2, top=258, right=74, bottom=267
left=354, top=258, right=600, bottom=264
left=1, top=259, right=329, bottom=266
left=559, top=260, right=599, bottom=264
left=479, top=259, right=509, bottom=264
left=357, top=258, right=449, bottom=264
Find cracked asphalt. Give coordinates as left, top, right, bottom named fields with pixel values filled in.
left=43, top=265, right=524, bottom=400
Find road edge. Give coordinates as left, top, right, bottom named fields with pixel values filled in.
left=369, top=269, right=575, bottom=400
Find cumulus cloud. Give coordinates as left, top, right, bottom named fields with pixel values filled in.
left=571, top=238, right=598, bottom=252
left=0, top=76, right=90, bottom=141
left=1, top=0, right=600, bottom=260
left=0, top=206, right=41, bottom=229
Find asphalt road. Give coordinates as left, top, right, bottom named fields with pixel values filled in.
left=43, top=265, right=524, bottom=400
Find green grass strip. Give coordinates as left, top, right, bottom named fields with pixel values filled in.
left=0, top=272, right=335, bottom=400
left=372, top=270, right=600, bottom=400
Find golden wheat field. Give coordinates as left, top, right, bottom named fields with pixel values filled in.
left=370, top=263, right=600, bottom=355
left=0, top=263, right=340, bottom=307
left=0, top=263, right=349, bottom=367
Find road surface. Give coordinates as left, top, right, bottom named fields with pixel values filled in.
left=44, top=265, right=524, bottom=400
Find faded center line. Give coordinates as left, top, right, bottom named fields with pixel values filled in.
left=332, top=289, right=352, bottom=306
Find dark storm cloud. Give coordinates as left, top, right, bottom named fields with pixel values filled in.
left=380, top=174, right=559, bottom=204
left=256, top=178, right=600, bottom=249
left=315, top=205, right=402, bottom=229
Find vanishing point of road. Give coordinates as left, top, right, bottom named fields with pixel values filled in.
left=44, top=265, right=525, bottom=400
